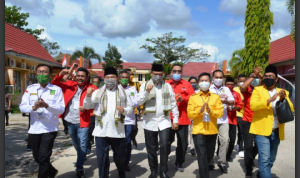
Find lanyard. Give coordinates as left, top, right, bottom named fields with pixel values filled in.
left=200, top=95, right=210, bottom=104
left=37, top=88, right=45, bottom=101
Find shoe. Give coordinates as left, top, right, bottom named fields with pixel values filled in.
left=26, top=146, right=32, bottom=151
left=235, top=144, right=239, bottom=151
left=148, top=170, right=158, bottom=178
left=49, top=169, right=58, bottom=178
left=217, top=164, right=228, bottom=173
left=132, top=138, right=137, bottom=149
left=64, top=129, right=68, bottom=135
left=175, top=163, right=184, bottom=172
left=239, top=151, right=244, bottom=158
left=6, top=123, right=9, bottom=126
left=245, top=172, right=252, bottom=177
left=209, top=164, right=215, bottom=171
left=76, top=170, right=86, bottom=178
left=159, top=172, right=169, bottom=178
left=226, top=157, right=233, bottom=162
left=190, top=149, right=196, bottom=157
left=86, top=149, right=91, bottom=155
left=124, top=165, right=131, bottom=172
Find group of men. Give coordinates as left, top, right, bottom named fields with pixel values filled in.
left=19, top=62, right=294, bottom=178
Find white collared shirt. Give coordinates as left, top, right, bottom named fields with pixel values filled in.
left=209, top=84, right=234, bottom=124
left=137, top=82, right=179, bottom=132
left=268, top=88, right=279, bottom=129
left=123, top=85, right=139, bottom=125
left=19, top=83, right=65, bottom=134
left=83, top=87, right=133, bottom=138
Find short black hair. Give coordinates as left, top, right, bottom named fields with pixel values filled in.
left=225, top=76, right=235, bottom=84
left=36, top=64, right=53, bottom=74
left=92, top=76, right=101, bottom=82
left=238, top=74, right=247, bottom=79
left=188, top=76, right=198, bottom=83
left=124, top=69, right=131, bottom=72
left=76, top=67, right=89, bottom=77
left=119, top=70, right=130, bottom=77
left=212, top=69, right=224, bottom=77
left=171, top=64, right=183, bottom=71
left=198, top=72, right=212, bottom=82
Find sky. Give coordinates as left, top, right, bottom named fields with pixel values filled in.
left=5, top=0, right=293, bottom=65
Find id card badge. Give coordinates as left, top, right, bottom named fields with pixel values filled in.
left=203, top=112, right=210, bottom=122
left=37, top=108, right=44, bottom=119
left=73, top=100, right=80, bottom=109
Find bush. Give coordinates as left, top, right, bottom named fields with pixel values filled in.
left=10, top=105, right=21, bottom=114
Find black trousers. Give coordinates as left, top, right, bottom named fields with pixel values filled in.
left=132, top=114, right=139, bottom=140
left=144, top=128, right=171, bottom=172
left=95, top=137, right=126, bottom=178
left=29, top=132, right=57, bottom=178
left=242, top=121, right=258, bottom=175
left=87, top=116, right=96, bottom=151
left=169, top=125, right=189, bottom=165
left=62, top=118, right=68, bottom=132
left=5, top=110, right=9, bottom=124
left=27, top=115, right=31, bottom=148
left=226, top=124, right=237, bottom=160
left=193, top=134, right=217, bottom=178
left=237, top=117, right=244, bottom=151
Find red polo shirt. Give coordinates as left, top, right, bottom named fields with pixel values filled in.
left=228, top=90, right=243, bottom=125
left=242, top=86, right=254, bottom=123
left=166, top=79, right=195, bottom=125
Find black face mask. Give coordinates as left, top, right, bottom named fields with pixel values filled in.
left=264, top=78, right=275, bottom=87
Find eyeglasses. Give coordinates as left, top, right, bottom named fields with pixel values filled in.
left=37, top=70, right=49, bottom=75
left=263, top=75, right=276, bottom=79
left=172, top=70, right=182, bottom=73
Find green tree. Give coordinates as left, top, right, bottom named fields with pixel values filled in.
left=243, top=0, right=273, bottom=76
left=5, top=5, right=60, bottom=55
left=286, top=0, right=295, bottom=42
left=140, top=32, right=209, bottom=65
left=71, top=46, right=101, bottom=68
left=228, top=48, right=245, bottom=78
left=102, top=43, right=123, bottom=70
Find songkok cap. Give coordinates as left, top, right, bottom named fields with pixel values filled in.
left=264, top=65, right=277, bottom=77
left=151, top=63, right=164, bottom=72
left=104, top=67, right=118, bottom=76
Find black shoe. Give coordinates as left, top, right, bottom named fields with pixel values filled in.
left=86, top=148, right=91, bottom=155
left=217, top=164, right=228, bottom=173
left=175, top=163, right=184, bottom=172
left=6, top=123, right=9, bottom=126
left=124, top=165, right=131, bottom=172
left=64, top=129, right=68, bottom=135
left=148, top=170, right=158, bottom=178
left=159, top=172, right=169, bottom=178
left=76, top=170, right=86, bottom=178
left=132, top=138, right=137, bottom=149
left=190, top=149, right=196, bottom=157
left=49, top=169, right=58, bottom=178
left=209, top=164, right=215, bottom=171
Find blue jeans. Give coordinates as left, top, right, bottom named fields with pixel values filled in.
left=255, top=129, right=280, bottom=178
left=125, top=125, right=135, bottom=165
left=67, top=122, right=89, bottom=171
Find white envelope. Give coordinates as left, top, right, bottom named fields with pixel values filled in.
left=73, top=100, right=80, bottom=109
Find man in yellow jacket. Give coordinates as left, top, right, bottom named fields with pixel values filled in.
left=250, top=65, right=294, bottom=178
left=187, top=72, right=224, bottom=178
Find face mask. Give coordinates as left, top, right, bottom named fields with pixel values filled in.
left=93, top=83, right=100, bottom=87
left=264, top=78, right=275, bottom=87
left=251, top=78, right=260, bottom=87
left=239, top=82, right=244, bottom=87
left=199, top=81, right=210, bottom=91
left=227, top=86, right=234, bottom=92
left=76, top=81, right=87, bottom=87
left=105, top=78, right=117, bottom=89
left=213, top=78, right=223, bottom=86
left=152, top=75, right=163, bottom=84
left=120, top=78, right=129, bottom=86
left=130, top=75, right=133, bottom=82
left=172, top=74, right=181, bottom=81
left=191, top=83, right=197, bottom=90
left=37, top=74, right=50, bottom=84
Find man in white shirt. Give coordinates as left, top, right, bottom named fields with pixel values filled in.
left=19, top=64, right=65, bottom=178
left=119, top=70, right=140, bottom=172
left=84, top=67, right=132, bottom=178
left=209, top=69, right=234, bottom=173
left=137, top=64, right=179, bottom=178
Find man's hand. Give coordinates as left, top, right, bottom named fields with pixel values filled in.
left=175, top=93, right=183, bottom=102
left=71, top=63, right=78, bottom=70
left=116, top=106, right=124, bottom=114
left=79, top=106, right=86, bottom=112
left=206, top=104, right=211, bottom=113
left=36, top=98, right=49, bottom=108
left=86, top=87, right=95, bottom=97
left=200, top=103, right=207, bottom=113
left=146, top=84, right=154, bottom=93
left=172, top=123, right=179, bottom=130
left=59, top=69, right=70, bottom=76
left=267, top=93, right=279, bottom=105
left=278, top=89, right=286, bottom=101
left=253, top=66, right=263, bottom=78
left=32, top=106, right=38, bottom=111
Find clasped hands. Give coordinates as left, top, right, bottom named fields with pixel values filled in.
left=200, top=103, right=211, bottom=114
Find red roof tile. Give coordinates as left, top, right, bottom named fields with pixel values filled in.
left=182, top=62, right=216, bottom=77
left=269, top=35, right=295, bottom=64
left=91, top=62, right=152, bottom=70
left=5, top=22, right=58, bottom=64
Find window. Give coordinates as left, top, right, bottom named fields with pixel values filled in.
left=27, top=73, right=37, bottom=87
left=285, top=77, right=295, bottom=98
left=13, top=70, right=21, bottom=93
left=138, top=74, right=143, bottom=81
left=145, top=74, right=148, bottom=81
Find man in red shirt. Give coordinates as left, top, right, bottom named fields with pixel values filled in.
left=166, top=64, right=195, bottom=172
left=225, top=77, right=243, bottom=161
left=240, top=66, right=263, bottom=177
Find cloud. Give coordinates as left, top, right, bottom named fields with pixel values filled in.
left=6, top=0, right=55, bottom=18
left=219, top=0, right=247, bottom=17
left=36, top=25, right=53, bottom=40
left=197, top=5, right=208, bottom=12
left=225, top=18, right=243, bottom=26
left=69, top=0, right=200, bottom=38
left=188, top=42, right=219, bottom=62
left=227, top=26, right=245, bottom=43
left=118, top=41, right=154, bottom=63
left=270, top=29, right=289, bottom=41
left=271, top=0, right=293, bottom=30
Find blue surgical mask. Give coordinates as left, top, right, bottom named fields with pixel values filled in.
left=251, top=78, right=260, bottom=87
left=191, top=83, right=197, bottom=90
left=172, top=74, right=181, bottom=81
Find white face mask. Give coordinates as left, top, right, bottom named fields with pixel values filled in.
left=239, top=82, right=244, bottom=87
left=199, top=81, right=210, bottom=91
left=213, top=78, right=223, bottom=86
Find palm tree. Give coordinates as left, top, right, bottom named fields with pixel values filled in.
left=286, top=0, right=295, bottom=42
left=228, top=48, right=245, bottom=78
left=71, top=46, right=101, bottom=68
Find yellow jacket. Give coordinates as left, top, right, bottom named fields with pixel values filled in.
left=187, top=91, right=224, bottom=135
left=233, top=86, right=244, bottom=117
left=249, top=86, right=294, bottom=140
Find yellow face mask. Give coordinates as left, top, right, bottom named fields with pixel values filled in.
left=130, top=75, right=134, bottom=82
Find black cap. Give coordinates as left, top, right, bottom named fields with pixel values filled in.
left=264, top=65, right=277, bottom=77
left=104, top=67, right=118, bottom=76
left=151, top=63, right=164, bottom=72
